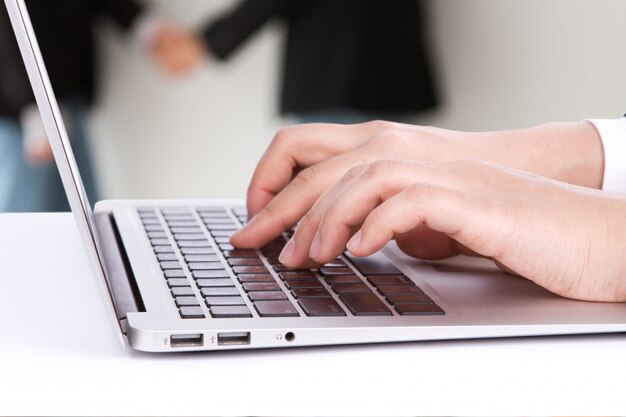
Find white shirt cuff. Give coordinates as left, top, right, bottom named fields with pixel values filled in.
left=587, top=118, right=626, bottom=194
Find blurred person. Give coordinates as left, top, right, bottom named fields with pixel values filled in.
left=0, top=0, right=194, bottom=212
left=152, top=0, right=438, bottom=124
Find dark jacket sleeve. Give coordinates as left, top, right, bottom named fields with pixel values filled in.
left=203, top=0, right=296, bottom=60
left=94, top=0, right=143, bottom=31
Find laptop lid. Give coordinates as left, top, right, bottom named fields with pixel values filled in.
left=4, top=0, right=125, bottom=343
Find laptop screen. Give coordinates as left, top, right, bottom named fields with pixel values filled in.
left=4, top=0, right=123, bottom=338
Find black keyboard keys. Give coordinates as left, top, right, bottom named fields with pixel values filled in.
left=253, top=300, right=299, bottom=317
left=339, top=293, right=391, bottom=316
left=394, top=303, right=444, bottom=316
left=298, top=297, right=346, bottom=317
left=210, top=305, right=252, bottom=318
left=179, top=306, right=205, bottom=319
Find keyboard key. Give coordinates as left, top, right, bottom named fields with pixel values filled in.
left=164, top=269, right=186, bottom=278
left=177, top=241, right=212, bottom=248
left=319, top=267, right=354, bottom=276
left=278, top=271, right=316, bottom=280
left=184, top=254, right=220, bottom=263
left=367, top=275, right=415, bottom=287
left=167, top=278, right=190, bottom=287
left=238, top=274, right=275, bottom=283
left=153, top=245, right=175, bottom=253
left=196, top=278, right=235, bottom=287
left=197, top=206, right=227, bottom=214
left=179, top=306, right=205, bottom=319
left=167, top=220, right=199, bottom=227
left=339, top=293, right=391, bottom=316
left=331, top=283, right=372, bottom=294
left=151, top=238, right=170, bottom=246
left=157, top=253, right=179, bottom=261
left=172, top=287, right=195, bottom=297
left=147, top=231, right=167, bottom=239
left=207, top=224, right=237, bottom=231
left=160, top=261, right=182, bottom=270
left=141, top=218, right=160, bottom=225
left=291, top=288, right=331, bottom=298
left=298, top=297, right=346, bottom=317
left=324, top=275, right=362, bottom=285
left=210, top=305, right=252, bottom=318
left=219, top=243, right=235, bottom=251
left=273, top=263, right=308, bottom=272
left=345, top=252, right=402, bottom=275
left=223, top=249, right=258, bottom=258
left=209, top=230, right=234, bottom=237
left=376, top=285, right=423, bottom=295
left=248, top=291, right=288, bottom=301
left=171, top=228, right=203, bottom=234
left=192, top=270, right=230, bottom=279
left=188, top=262, right=225, bottom=270
left=144, top=225, right=164, bottom=232
left=395, top=303, right=444, bottom=315
left=284, top=279, right=323, bottom=289
left=161, top=207, right=191, bottom=214
left=253, top=301, right=299, bottom=317
left=173, top=233, right=206, bottom=241
left=201, top=217, right=233, bottom=224
left=322, top=259, right=347, bottom=268
left=181, top=247, right=215, bottom=255
left=201, top=287, right=240, bottom=297
left=175, top=296, right=200, bottom=307
left=214, top=237, right=232, bottom=244
left=205, top=296, right=246, bottom=306
left=386, top=293, right=433, bottom=304
left=228, top=258, right=264, bottom=267
left=242, top=282, right=281, bottom=292
left=233, top=266, right=268, bottom=275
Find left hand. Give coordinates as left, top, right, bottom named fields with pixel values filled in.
left=274, top=159, right=626, bottom=302
left=150, top=26, right=204, bottom=76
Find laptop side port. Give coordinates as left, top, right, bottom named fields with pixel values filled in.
left=217, top=332, right=251, bottom=346
left=170, top=333, right=204, bottom=348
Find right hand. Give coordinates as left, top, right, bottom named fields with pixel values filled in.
left=230, top=120, right=603, bottom=249
left=150, top=26, right=204, bottom=76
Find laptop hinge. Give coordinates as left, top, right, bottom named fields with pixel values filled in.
left=94, top=212, right=146, bottom=332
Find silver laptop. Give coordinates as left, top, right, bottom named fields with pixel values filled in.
left=6, top=0, right=626, bottom=352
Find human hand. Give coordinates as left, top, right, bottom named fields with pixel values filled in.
left=274, top=158, right=626, bottom=302
left=230, top=121, right=603, bottom=249
left=23, top=134, right=53, bottom=166
left=150, top=25, right=204, bottom=75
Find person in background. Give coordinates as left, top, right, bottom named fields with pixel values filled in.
left=153, top=0, right=438, bottom=124
left=0, top=0, right=196, bottom=212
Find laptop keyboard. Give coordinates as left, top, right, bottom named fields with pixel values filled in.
left=137, top=206, right=444, bottom=319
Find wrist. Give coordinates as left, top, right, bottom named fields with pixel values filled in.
left=471, top=122, right=604, bottom=188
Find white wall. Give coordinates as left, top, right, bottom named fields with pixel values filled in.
left=89, top=0, right=626, bottom=200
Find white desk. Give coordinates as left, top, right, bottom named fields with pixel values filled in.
left=1, top=213, right=625, bottom=415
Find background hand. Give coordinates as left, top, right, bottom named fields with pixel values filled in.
left=151, top=26, right=204, bottom=76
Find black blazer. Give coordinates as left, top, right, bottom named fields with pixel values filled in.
left=204, top=0, right=438, bottom=116
left=0, top=0, right=141, bottom=119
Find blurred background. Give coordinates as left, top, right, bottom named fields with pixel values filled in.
left=3, top=0, right=626, bottom=208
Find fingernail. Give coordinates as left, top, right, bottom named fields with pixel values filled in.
left=347, top=230, right=362, bottom=253
left=279, top=239, right=296, bottom=264
left=309, top=232, right=321, bottom=259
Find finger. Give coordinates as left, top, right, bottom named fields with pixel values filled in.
left=347, top=183, right=498, bottom=259
left=245, top=123, right=374, bottom=218
left=277, top=165, right=370, bottom=266
left=309, top=160, right=452, bottom=264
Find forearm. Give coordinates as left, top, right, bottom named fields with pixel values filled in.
left=459, top=121, right=605, bottom=188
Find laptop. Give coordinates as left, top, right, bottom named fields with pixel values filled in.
left=6, top=0, right=626, bottom=352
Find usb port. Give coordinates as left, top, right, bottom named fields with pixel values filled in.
left=170, top=333, right=204, bottom=348
left=217, top=332, right=251, bottom=346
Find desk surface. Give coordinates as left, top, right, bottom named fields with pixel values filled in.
left=1, top=213, right=625, bottom=416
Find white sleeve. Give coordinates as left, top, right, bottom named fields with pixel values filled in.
left=587, top=118, right=626, bottom=194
